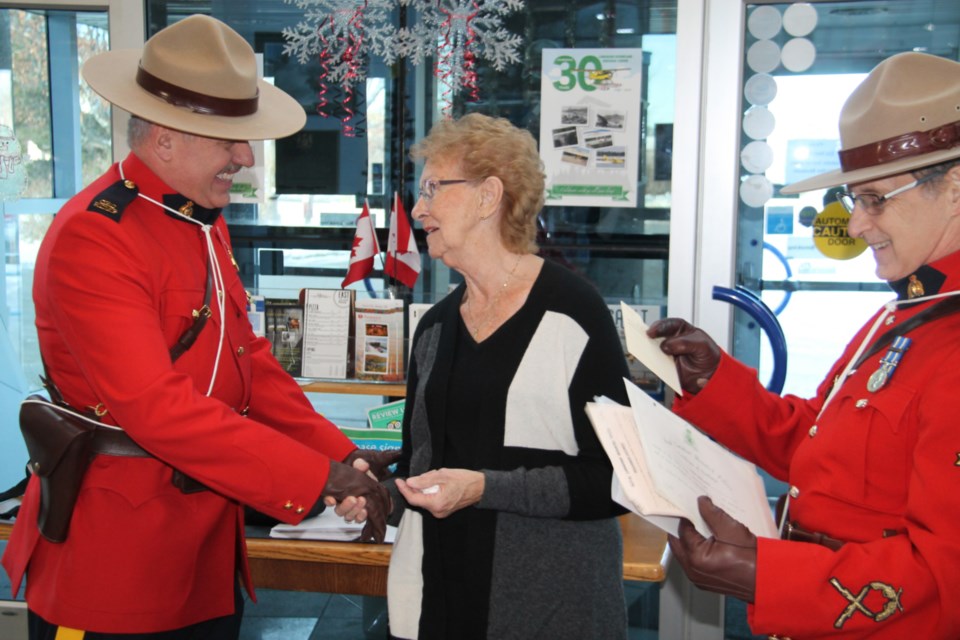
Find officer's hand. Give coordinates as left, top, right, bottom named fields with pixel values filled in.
left=322, top=461, right=392, bottom=543
left=668, top=496, right=757, bottom=603
left=647, top=318, right=721, bottom=394
left=343, top=448, right=402, bottom=481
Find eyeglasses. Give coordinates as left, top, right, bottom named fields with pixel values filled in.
left=418, top=178, right=472, bottom=201
left=835, top=172, right=941, bottom=215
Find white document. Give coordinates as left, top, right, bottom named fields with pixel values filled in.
left=587, top=378, right=777, bottom=539
left=619, top=302, right=682, bottom=395
left=301, top=289, right=353, bottom=379
left=270, top=508, right=397, bottom=543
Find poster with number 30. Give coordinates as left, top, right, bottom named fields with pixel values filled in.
left=539, top=48, right=643, bottom=208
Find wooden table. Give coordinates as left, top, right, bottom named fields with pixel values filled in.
left=0, top=514, right=667, bottom=597
left=244, top=513, right=667, bottom=596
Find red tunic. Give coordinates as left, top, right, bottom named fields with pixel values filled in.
left=674, top=250, right=960, bottom=638
left=1, top=153, right=356, bottom=633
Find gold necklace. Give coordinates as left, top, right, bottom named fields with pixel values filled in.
left=466, top=254, right=523, bottom=340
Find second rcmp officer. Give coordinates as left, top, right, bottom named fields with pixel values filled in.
left=648, top=52, right=960, bottom=638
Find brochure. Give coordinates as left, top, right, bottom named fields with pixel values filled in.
left=339, top=426, right=402, bottom=452
left=265, top=298, right=304, bottom=377
left=367, top=399, right=405, bottom=430
left=354, top=299, right=405, bottom=381
left=301, top=288, right=353, bottom=379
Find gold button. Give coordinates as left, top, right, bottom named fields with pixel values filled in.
left=295, top=505, right=305, bottom=514
left=856, top=399, right=868, bottom=409
left=808, top=425, right=818, bottom=437
left=237, top=346, right=245, bottom=356
left=283, top=500, right=293, bottom=510
left=789, top=485, right=800, bottom=499
left=123, top=179, right=135, bottom=189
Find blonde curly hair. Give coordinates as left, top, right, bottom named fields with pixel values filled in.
left=411, top=113, right=544, bottom=253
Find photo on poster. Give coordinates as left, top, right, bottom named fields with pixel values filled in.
left=595, top=109, right=626, bottom=129
left=552, top=125, right=580, bottom=148
left=596, top=146, right=627, bottom=169
left=583, top=129, right=614, bottom=149
left=561, top=105, right=590, bottom=125
left=561, top=147, right=591, bottom=167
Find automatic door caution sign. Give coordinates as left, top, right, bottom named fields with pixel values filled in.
left=812, top=201, right=867, bottom=260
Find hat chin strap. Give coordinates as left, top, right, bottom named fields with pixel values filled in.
left=120, top=161, right=228, bottom=397
left=136, top=64, right=259, bottom=117
left=839, top=120, right=960, bottom=172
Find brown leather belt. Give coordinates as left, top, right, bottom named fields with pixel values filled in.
left=92, top=427, right=208, bottom=493
left=91, top=427, right=150, bottom=457
left=783, top=521, right=846, bottom=551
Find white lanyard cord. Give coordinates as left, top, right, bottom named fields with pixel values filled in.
left=816, top=289, right=960, bottom=419
left=781, top=288, right=960, bottom=538
left=119, top=163, right=226, bottom=396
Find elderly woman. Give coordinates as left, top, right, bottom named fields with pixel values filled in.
left=384, top=113, right=630, bottom=639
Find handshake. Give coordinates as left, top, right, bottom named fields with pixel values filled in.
left=322, top=448, right=401, bottom=543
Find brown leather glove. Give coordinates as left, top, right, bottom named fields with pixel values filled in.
left=323, top=461, right=392, bottom=543
left=668, top=496, right=757, bottom=603
left=343, top=448, right=402, bottom=481
left=647, top=318, right=721, bottom=394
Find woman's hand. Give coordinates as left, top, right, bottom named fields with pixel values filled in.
left=396, top=468, right=485, bottom=519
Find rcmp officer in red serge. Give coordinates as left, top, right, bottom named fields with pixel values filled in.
left=1, top=14, right=396, bottom=640
left=648, top=52, right=960, bottom=638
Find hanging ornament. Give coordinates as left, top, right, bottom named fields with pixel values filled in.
left=400, top=0, right=524, bottom=115
left=283, top=0, right=525, bottom=127
left=283, top=0, right=397, bottom=135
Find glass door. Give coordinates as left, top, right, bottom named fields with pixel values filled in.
left=733, top=0, right=960, bottom=396
left=0, top=0, right=142, bottom=494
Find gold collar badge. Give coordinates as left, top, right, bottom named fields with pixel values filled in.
left=907, top=275, right=924, bottom=299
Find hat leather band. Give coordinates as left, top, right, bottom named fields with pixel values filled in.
left=839, top=121, right=960, bottom=172
left=136, top=65, right=258, bottom=117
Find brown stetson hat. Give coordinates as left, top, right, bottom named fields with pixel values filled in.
left=81, top=14, right=306, bottom=141
left=781, top=52, right=960, bottom=194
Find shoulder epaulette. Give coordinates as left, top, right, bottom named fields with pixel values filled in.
left=86, top=178, right=139, bottom=222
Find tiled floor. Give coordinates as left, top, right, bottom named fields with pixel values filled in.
left=240, top=583, right=660, bottom=639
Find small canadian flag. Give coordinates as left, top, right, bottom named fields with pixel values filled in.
left=341, top=200, right=381, bottom=288
left=385, top=192, right=421, bottom=288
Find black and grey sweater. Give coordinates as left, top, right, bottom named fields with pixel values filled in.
left=386, top=259, right=630, bottom=640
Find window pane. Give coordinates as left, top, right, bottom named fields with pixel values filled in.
left=143, top=1, right=677, bottom=309
left=734, top=1, right=960, bottom=396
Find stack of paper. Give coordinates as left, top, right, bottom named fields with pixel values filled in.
left=585, top=304, right=777, bottom=539
left=270, top=508, right=397, bottom=543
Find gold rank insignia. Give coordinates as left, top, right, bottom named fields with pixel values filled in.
left=179, top=200, right=195, bottom=217
left=830, top=577, right=903, bottom=629
left=907, top=275, right=924, bottom=299
left=87, top=178, right=138, bottom=221
left=92, top=199, right=118, bottom=214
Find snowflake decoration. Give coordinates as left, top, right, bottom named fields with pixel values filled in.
left=282, top=0, right=398, bottom=133
left=400, top=0, right=524, bottom=110
left=282, top=0, right=525, bottom=125
left=282, top=0, right=398, bottom=87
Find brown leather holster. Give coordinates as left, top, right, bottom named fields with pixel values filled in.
left=20, top=396, right=120, bottom=543
left=19, top=395, right=206, bottom=543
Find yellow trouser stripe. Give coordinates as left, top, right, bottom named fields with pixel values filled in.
left=54, top=627, right=85, bottom=640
